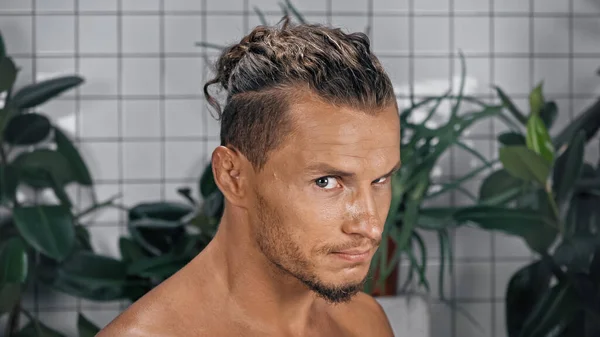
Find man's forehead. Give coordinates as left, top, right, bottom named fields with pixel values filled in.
left=286, top=102, right=398, bottom=149
left=267, top=103, right=400, bottom=173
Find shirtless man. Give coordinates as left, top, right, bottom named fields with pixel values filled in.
left=97, top=17, right=400, bottom=336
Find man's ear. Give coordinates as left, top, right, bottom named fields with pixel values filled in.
left=211, top=145, right=248, bottom=208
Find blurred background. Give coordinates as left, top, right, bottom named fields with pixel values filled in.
left=0, top=0, right=599, bottom=336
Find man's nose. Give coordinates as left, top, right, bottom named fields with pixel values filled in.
left=341, top=191, right=383, bottom=242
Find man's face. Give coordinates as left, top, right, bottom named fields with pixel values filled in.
left=248, top=93, right=401, bottom=303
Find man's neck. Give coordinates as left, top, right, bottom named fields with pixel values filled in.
left=196, top=208, right=324, bottom=335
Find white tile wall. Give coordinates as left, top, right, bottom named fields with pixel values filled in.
left=36, top=16, right=75, bottom=55
left=122, top=100, right=162, bottom=138
left=78, top=0, right=118, bottom=12
left=122, top=58, right=161, bottom=96
left=79, top=16, right=118, bottom=54
left=79, top=100, right=120, bottom=138
left=122, top=15, right=161, bottom=53
left=373, top=0, right=409, bottom=12
left=1, top=0, right=599, bottom=336
left=37, top=0, right=75, bottom=13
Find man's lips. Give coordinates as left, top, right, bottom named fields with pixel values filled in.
left=331, top=247, right=374, bottom=263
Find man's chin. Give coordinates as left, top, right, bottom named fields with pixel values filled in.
left=302, top=276, right=367, bottom=304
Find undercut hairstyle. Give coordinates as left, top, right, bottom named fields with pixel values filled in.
left=203, top=17, right=396, bottom=171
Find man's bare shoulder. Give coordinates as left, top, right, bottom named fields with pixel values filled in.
left=96, top=271, right=213, bottom=337
left=328, top=292, right=394, bottom=336
left=95, top=285, right=188, bottom=337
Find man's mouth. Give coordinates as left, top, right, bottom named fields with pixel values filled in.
left=330, top=247, right=373, bottom=263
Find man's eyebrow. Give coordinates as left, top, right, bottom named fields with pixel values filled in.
left=305, top=163, right=356, bottom=178
left=305, top=160, right=402, bottom=178
left=384, top=160, right=402, bottom=177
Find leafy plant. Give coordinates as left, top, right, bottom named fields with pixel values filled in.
left=453, top=82, right=600, bottom=337
left=0, top=29, right=117, bottom=336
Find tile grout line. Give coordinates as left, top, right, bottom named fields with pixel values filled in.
left=159, top=0, right=166, bottom=201
left=489, top=0, right=497, bottom=335
left=74, top=0, right=83, bottom=316
left=5, top=9, right=599, bottom=17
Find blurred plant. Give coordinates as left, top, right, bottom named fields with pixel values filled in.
left=449, top=82, right=600, bottom=337
left=0, top=30, right=123, bottom=336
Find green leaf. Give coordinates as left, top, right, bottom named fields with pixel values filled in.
left=123, top=282, right=152, bottom=303
left=48, top=171, right=73, bottom=208
left=202, top=190, right=224, bottom=218
left=16, top=318, right=66, bottom=337
left=119, top=237, right=147, bottom=262
left=253, top=6, right=268, bottom=25
left=495, top=86, right=528, bottom=125
left=526, top=114, right=555, bottom=164
left=404, top=207, right=458, bottom=230
left=282, top=0, right=307, bottom=24
left=376, top=173, right=406, bottom=287
left=3, top=112, right=52, bottom=145
left=453, top=206, right=558, bottom=254
left=499, top=146, right=551, bottom=186
left=54, top=126, right=94, bottom=186
left=11, top=75, right=84, bottom=109
left=553, top=236, right=598, bottom=271
left=0, top=282, right=21, bottom=314
left=129, top=201, right=194, bottom=222
left=78, top=313, right=100, bottom=337
left=409, top=231, right=429, bottom=291
left=0, top=56, right=17, bottom=92
left=74, top=224, right=92, bottom=251
left=506, top=259, right=553, bottom=337
left=529, top=82, right=545, bottom=116
left=437, top=230, right=448, bottom=300
left=540, top=101, right=558, bottom=129
left=187, top=211, right=219, bottom=237
left=394, top=171, right=430, bottom=251
left=0, top=32, right=6, bottom=58
left=565, top=194, right=598, bottom=237
left=176, top=186, right=197, bottom=206
left=590, top=247, right=600, bottom=283
left=554, top=98, right=600, bottom=150
left=0, top=107, right=16, bottom=139
left=127, top=201, right=193, bottom=255
left=12, top=205, right=75, bottom=261
left=128, top=218, right=186, bottom=256
left=479, top=169, right=523, bottom=204
left=449, top=52, right=467, bottom=119
left=517, top=280, right=579, bottom=337
left=127, top=253, right=187, bottom=279
left=12, top=149, right=75, bottom=188
left=0, top=164, right=19, bottom=204
left=194, top=41, right=226, bottom=50
left=199, top=163, right=218, bottom=198
left=553, top=130, right=585, bottom=206
left=498, top=132, right=526, bottom=146
left=0, top=237, right=28, bottom=283
left=170, top=234, right=200, bottom=258
left=48, top=276, right=125, bottom=301
left=58, top=251, right=127, bottom=288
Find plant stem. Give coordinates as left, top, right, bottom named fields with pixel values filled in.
left=5, top=300, right=20, bottom=336
left=545, top=188, right=563, bottom=235
left=75, top=193, right=122, bottom=219
left=20, top=308, right=42, bottom=336
left=0, top=89, right=12, bottom=164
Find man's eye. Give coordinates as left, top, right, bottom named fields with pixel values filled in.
left=315, top=177, right=339, bottom=189
left=374, top=176, right=389, bottom=184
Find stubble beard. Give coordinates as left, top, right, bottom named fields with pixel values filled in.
left=254, top=193, right=366, bottom=304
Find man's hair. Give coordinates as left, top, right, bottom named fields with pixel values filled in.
left=203, top=17, right=396, bottom=171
